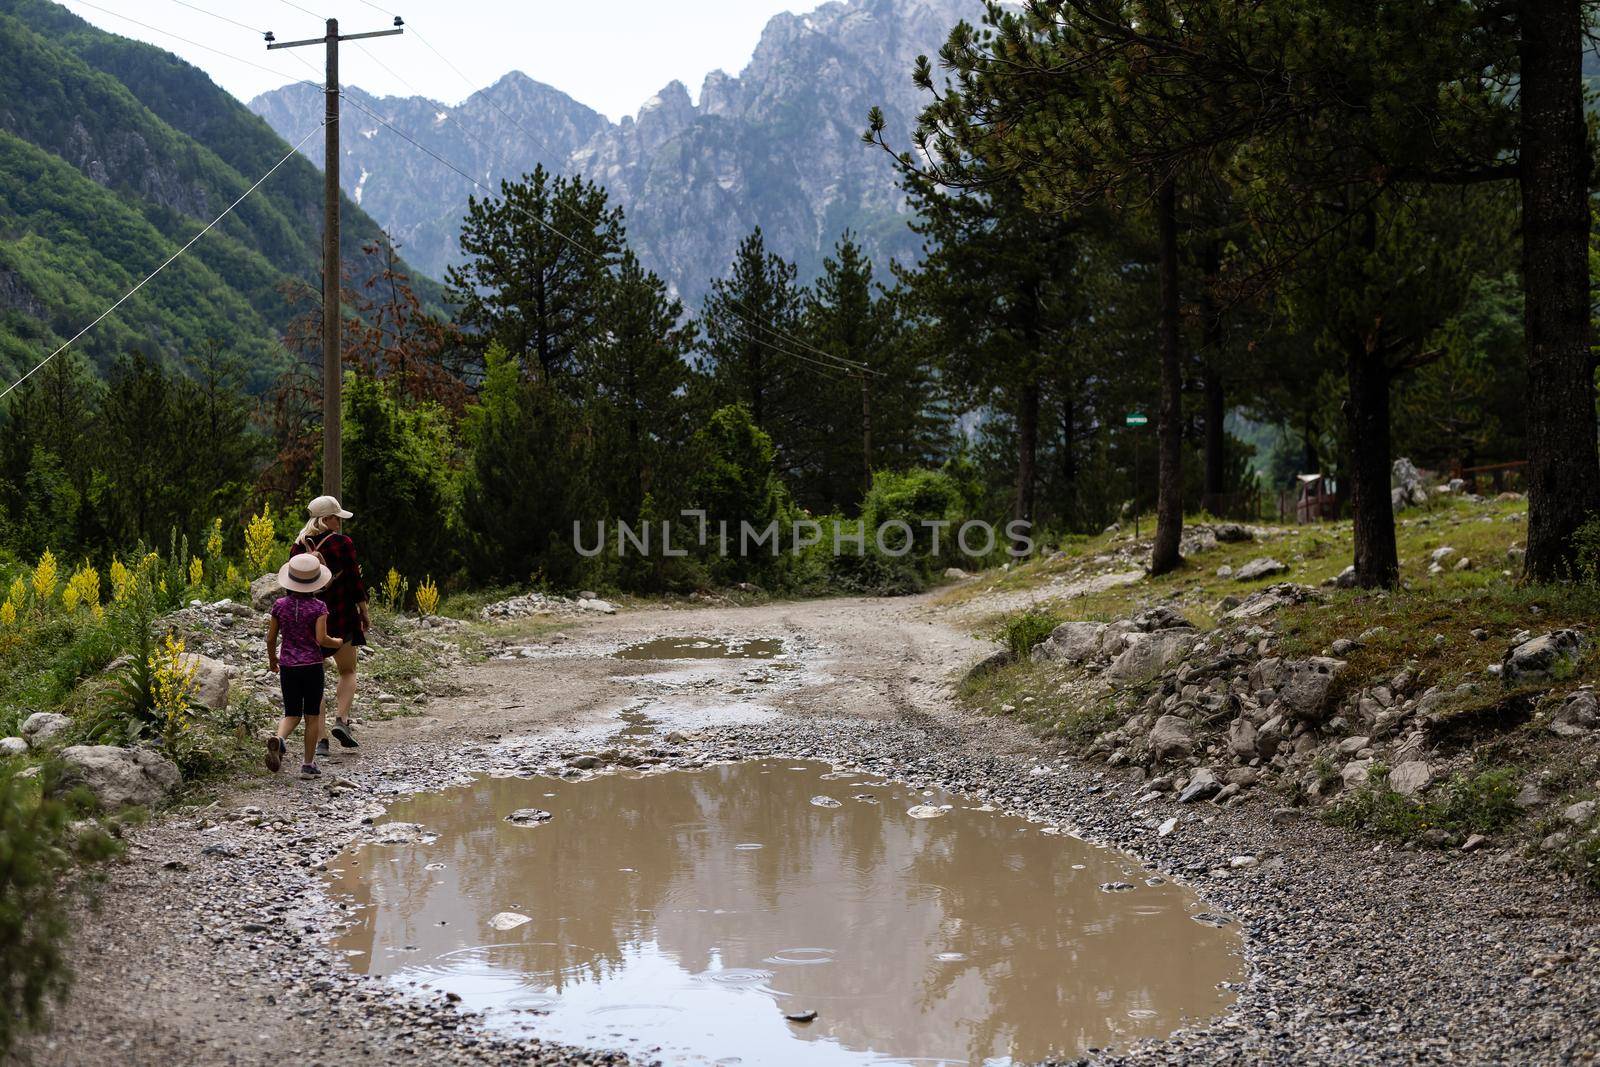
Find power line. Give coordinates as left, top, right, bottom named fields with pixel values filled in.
left=0, top=121, right=329, bottom=404
left=274, top=0, right=324, bottom=20
left=170, top=0, right=263, bottom=35
left=65, top=0, right=321, bottom=89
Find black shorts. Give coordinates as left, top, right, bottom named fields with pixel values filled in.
left=279, top=663, right=326, bottom=717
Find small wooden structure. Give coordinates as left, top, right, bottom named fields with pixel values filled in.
left=1290, top=472, right=1339, bottom=524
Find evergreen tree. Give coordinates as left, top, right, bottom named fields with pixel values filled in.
left=800, top=233, right=942, bottom=513
left=459, top=344, right=598, bottom=587
left=341, top=372, right=456, bottom=582
left=587, top=251, right=698, bottom=519
left=446, top=166, right=623, bottom=385
left=698, top=229, right=809, bottom=464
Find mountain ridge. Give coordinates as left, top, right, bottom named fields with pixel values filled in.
left=250, top=0, right=980, bottom=303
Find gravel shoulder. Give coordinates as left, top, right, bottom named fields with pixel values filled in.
left=22, top=592, right=1600, bottom=1066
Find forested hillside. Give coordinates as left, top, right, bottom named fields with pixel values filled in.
left=0, top=0, right=434, bottom=389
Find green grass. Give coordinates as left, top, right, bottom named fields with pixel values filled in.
left=1324, top=764, right=1521, bottom=843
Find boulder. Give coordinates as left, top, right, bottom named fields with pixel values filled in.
left=178, top=653, right=230, bottom=711
left=1177, top=768, right=1220, bottom=803
left=1148, top=715, right=1196, bottom=762
left=1388, top=761, right=1433, bottom=797
left=1235, top=557, right=1289, bottom=582
left=1130, top=606, right=1194, bottom=632
left=1274, top=658, right=1346, bottom=721
left=21, top=711, right=70, bottom=745
left=1429, top=546, right=1457, bottom=565
left=1341, top=759, right=1375, bottom=790
left=1392, top=458, right=1428, bottom=508
left=1032, top=621, right=1107, bottom=665
left=577, top=597, right=617, bottom=615
left=53, top=745, right=180, bottom=809
left=1213, top=523, right=1253, bottom=543
left=1106, top=630, right=1197, bottom=686
left=0, top=737, right=27, bottom=757
left=1255, top=714, right=1286, bottom=758
left=963, top=647, right=1013, bottom=682
left=942, top=567, right=972, bottom=580
left=1501, top=630, right=1582, bottom=685
left=249, top=573, right=283, bottom=611
left=1563, top=800, right=1597, bottom=826
left=1226, top=717, right=1258, bottom=759
left=1548, top=691, right=1600, bottom=737
left=1222, top=583, right=1317, bottom=623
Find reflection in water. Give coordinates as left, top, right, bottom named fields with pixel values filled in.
left=613, top=637, right=786, bottom=660
left=327, top=762, right=1242, bottom=1065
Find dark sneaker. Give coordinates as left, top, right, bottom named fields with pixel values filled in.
left=316, top=738, right=330, bottom=757
left=265, top=736, right=285, bottom=773
left=331, top=719, right=359, bottom=749
left=301, top=763, right=321, bottom=777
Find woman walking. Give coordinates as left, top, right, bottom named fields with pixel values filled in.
left=290, top=495, right=370, bottom=755
left=264, top=554, right=344, bottom=777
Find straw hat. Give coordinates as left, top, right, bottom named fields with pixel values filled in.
left=277, top=554, right=332, bottom=594
left=308, top=495, right=353, bottom=520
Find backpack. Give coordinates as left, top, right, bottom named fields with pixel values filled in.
left=295, top=532, right=341, bottom=577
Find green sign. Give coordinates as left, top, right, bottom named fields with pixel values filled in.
left=1125, top=412, right=1148, bottom=427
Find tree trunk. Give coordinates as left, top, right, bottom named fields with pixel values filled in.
left=1200, top=240, right=1227, bottom=516
left=1346, top=333, right=1399, bottom=587
left=860, top=374, right=874, bottom=496
left=1014, top=376, right=1039, bottom=530
left=1060, top=393, right=1077, bottom=521
left=1519, top=0, right=1600, bottom=581
left=1203, top=370, right=1226, bottom=515
left=1151, top=177, right=1184, bottom=575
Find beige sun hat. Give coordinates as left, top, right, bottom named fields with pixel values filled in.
left=277, top=553, right=332, bottom=594
left=308, top=495, right=353, bottom=520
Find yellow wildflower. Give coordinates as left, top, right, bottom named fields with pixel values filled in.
left=416, top=576, right=440, bottom=617
left=32, top=550, right=58, bottom=602
left=244, top=504, right=276, bottom=576
left=0, top=600, right=15, bottom=628
left=189, top=556, right=204, bottom=588
left=205, top=517, right=224, bottom=562
left=109, top=559, right=132, bottom=602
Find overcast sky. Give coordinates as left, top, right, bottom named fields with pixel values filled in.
left=60, top=0, right=803, bottom=120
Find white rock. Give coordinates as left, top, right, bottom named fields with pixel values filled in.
left=1388, top=761, right=1434, bottom=797
left=0, top=736, right=28, bottom=757
left=1157, top=816, right=1178, bottom=837
left=178, top=653, right=230, bottom=711
left=21, top=712, right=70, bottom=744
left=488, top=912, right=532, bottom=931
left=577, top=598, right=617, bottom=615
left=907, top=805, right=946, bottom=819
left=53, top=745, right=180, bottom=809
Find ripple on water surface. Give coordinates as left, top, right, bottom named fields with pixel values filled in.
left=326, top=761, right=1243, bottom=1065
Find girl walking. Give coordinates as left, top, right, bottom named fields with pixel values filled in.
left=265, top=555, right=344, bottom=777
left=290, top=496, right=370, bottom=755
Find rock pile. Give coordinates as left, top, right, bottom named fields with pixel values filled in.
left=1026, top=588, right=1594, bottom=842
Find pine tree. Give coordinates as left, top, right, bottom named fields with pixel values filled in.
left=459, top=344, right=599, bottom=587
left=698, top=228, right=808, bottom=466
left=446, top=166, right=623, bottom=386
left=799, top=233, right=941, bottom=513
left=587, top=251, right=697, bottom=519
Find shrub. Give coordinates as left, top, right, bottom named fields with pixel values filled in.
left=0, top=764, right=120, bottom=1059
left=995, top=608, right=1061, bottom=660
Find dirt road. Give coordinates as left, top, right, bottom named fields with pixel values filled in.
left=22, top=592, right=1600, bottom=1066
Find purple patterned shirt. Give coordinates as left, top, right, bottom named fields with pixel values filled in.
left=272, top=596, right=329, bottom=668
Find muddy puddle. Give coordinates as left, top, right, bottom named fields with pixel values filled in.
left=327, top=761, right=1242, bottom=1065
left=614, top=636, right=786, bottom=661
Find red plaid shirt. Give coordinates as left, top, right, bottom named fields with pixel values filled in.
left=289, top=532, right=368, bottom=638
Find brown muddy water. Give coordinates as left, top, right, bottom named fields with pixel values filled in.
left=327, top=762, right=1242, bottom=1065
left=613, top=637, right=787, bottom=660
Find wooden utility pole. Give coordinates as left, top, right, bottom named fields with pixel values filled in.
left=268, top=16, right=403, bottom=498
